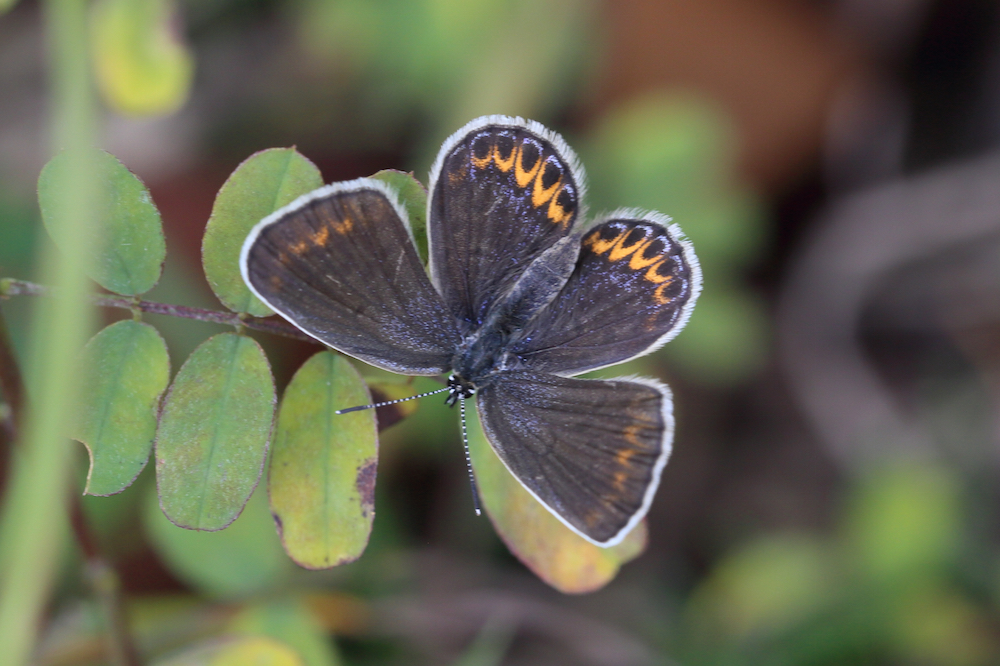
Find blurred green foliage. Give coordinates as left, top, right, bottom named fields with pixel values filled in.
left=680, top=461, right=996, bottom=666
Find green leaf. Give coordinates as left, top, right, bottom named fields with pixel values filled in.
left=0, top=0, right=20, bottom=16
left=202, top=148, right=323, bottom=316
left=156, top=332, right=275, bottom=531
left=370, top=169, right=428, bottom=263
left=467, top=403, right=645, bottom=593
left=151, top=636, right=304, bottom=666
left=74, top=320, right=170, bottom=496
left=143, top=481, right=290, bottom=599
left=684, top=534, right=834, bottom=641
left=270, top=352, right=377, bottom=569
left=38, top=148, right=166, bottom=295
left=228, top=597, right=342, bottom=666
left=90, top=0, right=194, bottom=116
left=842, top=462, right=961, bottom=583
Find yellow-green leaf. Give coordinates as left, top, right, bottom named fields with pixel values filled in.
left=156, top=333, right=275, bottom=531
left=74, top=320, right=170, bottom=496
left=202, top=148, right=323, bottom=316
left=270, top=352, right=377, bottom=569
left=90, top=0, right=194, bottom=116
left=38, top=149, right=166, bottom=295
left=228, top=598, right=342, bottom=666
left=143, top=482, right=290, bottom=599
left=467, top=403, right=646, bottom=593
left=152, top=636, right=304, bottom=666
left=370, top=169, right=427, bottom=263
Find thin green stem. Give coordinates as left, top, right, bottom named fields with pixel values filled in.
left=0, top=0, right=98, bottom=662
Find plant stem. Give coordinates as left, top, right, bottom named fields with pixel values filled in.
left=0, top=0, right=98, bottom=662
left=69, top=496, right=142, bottom=666
left=1, top=279, right=316, bottom=342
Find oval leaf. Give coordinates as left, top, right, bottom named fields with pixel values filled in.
left=74, top=320, right=170, bottom=496
left=152, top=636, right=304, bottom=666
left=38, top=148, right=166, bottom=295
left=202, top=148, right=323, bottom=316
left=370, top=169, right=427, bottom=263
left=143, top=482, right=290, bottom=599
left=270, top=352, right=377, bottom=569
left=90, top=0, right=194, bottom=116
left=467, top=403, right=646, bottom=593
left=156, top=332, right=275, bottom=530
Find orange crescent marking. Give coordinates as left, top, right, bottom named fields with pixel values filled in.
left=628, top=240, right=664, bottom=270
left=470, top=144, right=494, bottom=169
left=608, top=231, right=648, bottom=262
left=644, top=260, right=672, bottom=284
left=514, top=145, right=543, bottom=188
left=585, top=229, right=623, bottom=255
left=653, top=279, right=674, bottom=305
left=546, top=186, right=572, bottom=226
left=494, top=142, right=516, bottom=172
left=531, top=163, right=562, bottom=208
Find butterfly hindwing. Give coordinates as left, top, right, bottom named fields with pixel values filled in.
left=476, top=370, right=672, bottom=546
left=241, top=179, right=462, bottom=375
left=511, top=213, right=701, bottom=377
left=428, top=116, right=585, bottom=332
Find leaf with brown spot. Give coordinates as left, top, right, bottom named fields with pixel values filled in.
left=269, top=351, right=378, bottom=569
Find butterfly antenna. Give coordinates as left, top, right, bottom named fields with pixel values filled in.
left=335, top=386, right=451, bottom=415
left=460, top=396, right=482, bottom=516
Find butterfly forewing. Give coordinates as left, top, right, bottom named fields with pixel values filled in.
left=511, top=214, right=701, bottom=377
left=428, top=117, right=584, bottom=332
left=241, top=180, right=462, bottom=375
left=477, top=370, right=672, bottom=546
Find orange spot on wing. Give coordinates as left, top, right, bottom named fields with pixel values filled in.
left=608, top=232, right=646, bottom=262
left=494, top=143, right=516, bottom=172
left=644, top=260, right=672, bottom=284
left=546, top=187, right=571, bottom=227
left=628, top=240, right=663, bottom=270
left=470, top=145, right=494, bottom=169
left=313, top=226, right=330, bottom=245
left=584, top=229, right=623, bottom=255
left=653, top=279, right=674, bottom=305
left=531, top=166, right=561, bottom=208
left=332, top=216, right=353, bottom=235
left=514, top=146, right=542, bottom=188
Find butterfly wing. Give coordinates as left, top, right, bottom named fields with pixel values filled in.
left=477, top=370, right=672, bottom=546
left=241, top=178, right=461, bottom=375
left=427, top=116, right=585, bottom=331
left=510, top=212, right=702, bottom=377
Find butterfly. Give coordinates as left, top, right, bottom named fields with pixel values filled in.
left=240, top=116, right=701, bottom=547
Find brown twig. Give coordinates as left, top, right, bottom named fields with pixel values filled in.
left=1, top=279, right=317, bottom=342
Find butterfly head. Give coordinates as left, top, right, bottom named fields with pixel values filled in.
left=445, top=374, right=476, bottom=407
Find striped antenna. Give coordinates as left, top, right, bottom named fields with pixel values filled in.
left=460, top=396, right=482, bottom=516
left=335, top=386, right=451, bottom=415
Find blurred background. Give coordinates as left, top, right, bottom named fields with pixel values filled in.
left=2, top=0, right=1000, bottom=664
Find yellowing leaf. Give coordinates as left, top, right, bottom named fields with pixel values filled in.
left=270, top=352, right=377, bottom=569
left=91, top=0, right=194, bottom=116
left=467, top=403, right=645, bottom=594
left=152, top=636, right=304, bottom=666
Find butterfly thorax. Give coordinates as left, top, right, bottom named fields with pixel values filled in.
left=450, top=326, right=520, bottom=395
